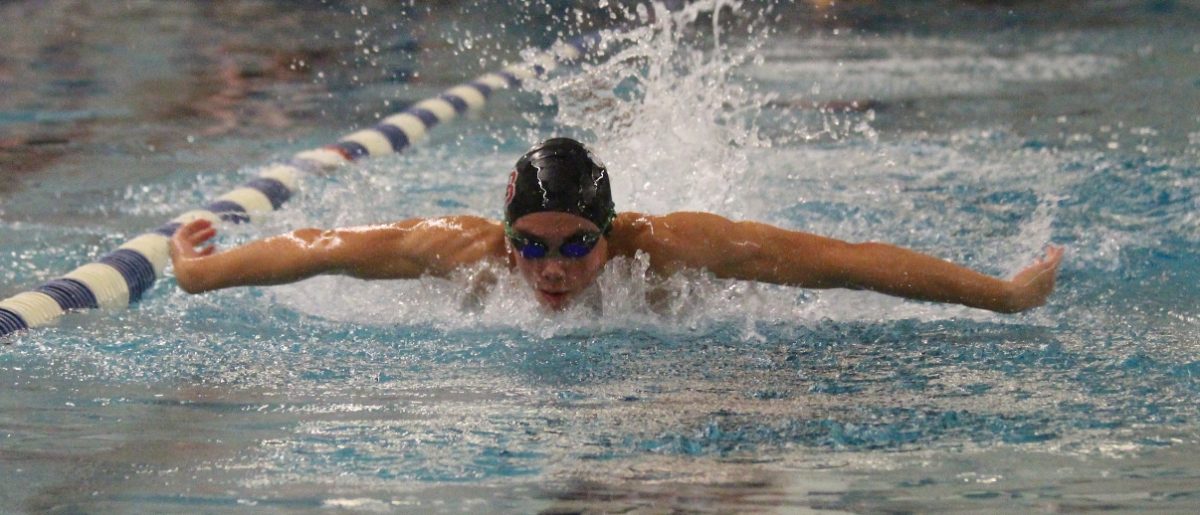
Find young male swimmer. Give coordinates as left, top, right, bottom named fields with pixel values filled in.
left=171, top=137, right=1064, bottom=313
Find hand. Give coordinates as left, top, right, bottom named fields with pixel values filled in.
left=1004, top=246, right=1065, bottom=313
left=171, top=218, right=218, bottom=259
left=170, top=219, right=219, bottom=293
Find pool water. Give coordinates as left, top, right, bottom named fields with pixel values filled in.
left=3, top=0, right=1200, bottom=512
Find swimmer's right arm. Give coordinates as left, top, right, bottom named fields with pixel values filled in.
left=169, top=217, right=504, bottom=293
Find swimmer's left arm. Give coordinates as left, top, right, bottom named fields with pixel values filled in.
left=629, top=212, right=1063, bottom=313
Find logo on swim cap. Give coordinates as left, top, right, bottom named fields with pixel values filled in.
left=504, top=137, right=616, bottom=233
left=505, top=170, right=517, bottom=205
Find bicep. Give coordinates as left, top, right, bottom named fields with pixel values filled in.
left=325, top=217, right=501, bottom=280
left=319, top=223, right=423, bottom=279
left=637, top=212, right=853, bottom=288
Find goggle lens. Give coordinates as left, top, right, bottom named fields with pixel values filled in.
left=509, top=231, right=600, bottom=260
left=559, top=240, right=595, bottom=258
left=516, top=241, right=548, bottom=259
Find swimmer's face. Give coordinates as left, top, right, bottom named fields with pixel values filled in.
left=509, top=212, right=609, bottom=311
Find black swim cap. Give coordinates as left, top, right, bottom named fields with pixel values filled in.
left=504, top=137, right=616, bottom=233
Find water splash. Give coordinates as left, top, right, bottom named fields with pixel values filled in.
left=528, top=0, right=775, bottom=218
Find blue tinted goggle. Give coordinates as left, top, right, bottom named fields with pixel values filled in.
left=506, top=226, right=602, bottom=260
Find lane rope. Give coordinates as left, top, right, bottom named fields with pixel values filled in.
left=0, top=33, right=606, bottom=338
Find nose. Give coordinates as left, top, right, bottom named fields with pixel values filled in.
left=538, top=258, right=567, bottom=284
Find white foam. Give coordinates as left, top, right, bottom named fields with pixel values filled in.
left=525, top=1, right=774, bottom=220
left=261, top=2, right=1094, bottom=335
left=746, top=34, right=1122, bottom=100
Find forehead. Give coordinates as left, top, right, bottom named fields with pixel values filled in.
left=511, top=211, right=600, bottom=238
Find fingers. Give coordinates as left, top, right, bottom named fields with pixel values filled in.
left=1034, top=246, right=1065, bottom=279
left=1012, top=245, right=1067, bottom=310
left=1047, top=246, right=1065, bottom=265
left=177, top=219, right=215, bottom=241
left=171, top=219, right=220, bottom=258
left=187, top=227, right=217, bottom=246
left=998, top=245, right=1064, bottom=313
left=1038, top=245, right=1064, bottom=265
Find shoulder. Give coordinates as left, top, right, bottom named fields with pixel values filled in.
left=607, top=212, right=655, bottom=256
left=393, top=215, right=504, bottom=236
left=606, top=211, right=739, bottom=267
left=340, top=215, right=506, bottom=261
left=398, top=215, right=505, bottom=251
left=332, top=215, right=501, bottom=243
left=609, top=211, right=735, bottom=243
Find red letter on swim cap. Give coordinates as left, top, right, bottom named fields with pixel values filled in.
left=505, top=170, right=517, bottom=205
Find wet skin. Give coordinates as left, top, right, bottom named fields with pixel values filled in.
left=508, top=212, right=609, bottom=311
left=170, top=211, right=1063, bottom=315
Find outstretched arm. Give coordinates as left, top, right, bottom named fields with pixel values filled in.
left=619, top=212, right=1063, bottom=314
left=170, top=216, right=504, bottom=294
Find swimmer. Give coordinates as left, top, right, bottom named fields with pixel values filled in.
left=170, top=137, right=1063, bottom=313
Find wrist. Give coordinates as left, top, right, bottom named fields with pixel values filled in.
left=173, top=258, right=212, bottom=294
left=995, top=281, right=1025, bottom=314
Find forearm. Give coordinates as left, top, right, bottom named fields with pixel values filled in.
left=174, top=229, right=337, bottom=293
left=835, top=242, right=1018, bottom=313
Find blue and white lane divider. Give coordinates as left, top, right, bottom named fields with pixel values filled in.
left=0, top=34, right=605, bottom=339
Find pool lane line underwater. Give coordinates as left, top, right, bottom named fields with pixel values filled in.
left=0, top=33, right=606, bottom=339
